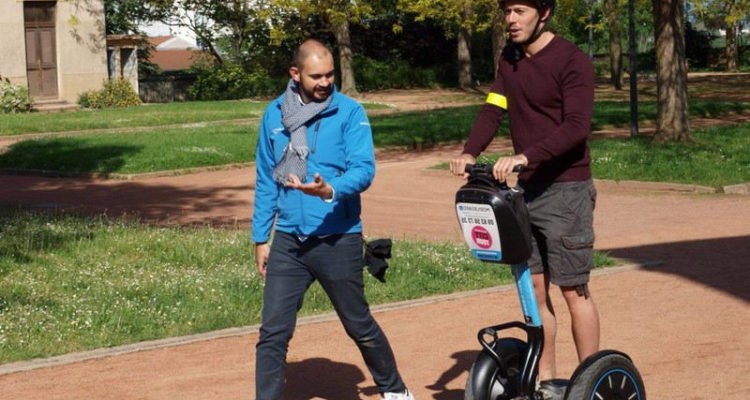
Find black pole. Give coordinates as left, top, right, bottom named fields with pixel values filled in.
left=628, top=0, right=639, bottom=137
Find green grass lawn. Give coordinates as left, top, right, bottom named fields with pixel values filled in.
left=433, top=121, right=750, bottom=188
left=0, top=101, right=268, bottom=136
left=0, top=124, right=258, bottom=175
left=592, top=100, right=750, bottom=131
left=0, top=209, right=615, bottom=363
left=369, top=100, right=750, bottom=148
left=0, top=100, right=393, bottom=136
left=590, top=122, right=750, bottom=187
left=1, top=99, right=748, bottom=183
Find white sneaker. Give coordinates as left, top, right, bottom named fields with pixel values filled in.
left=381, top=388, right=414, bottom=400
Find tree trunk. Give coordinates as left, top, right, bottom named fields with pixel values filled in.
left=725, top=20, right=739, bottom=72
left=457, top=2, right=474, bottom=89
left=457, top=25, right=473, bottom=88
left=332, top=18, right=358, bottom=95
left=604, top=0, right=623, bottom=89
left=491, top=11, right=506, bottom=79
left=652, top=0, right=691, bottom=142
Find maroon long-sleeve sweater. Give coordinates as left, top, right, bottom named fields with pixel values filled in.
left=464, top=36, right=595, bottom=183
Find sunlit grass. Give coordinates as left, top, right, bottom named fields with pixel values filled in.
left=0, top=209, right=615, bottom=364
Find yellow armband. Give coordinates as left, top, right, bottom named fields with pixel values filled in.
left=485, top=92, right=508, bottom=110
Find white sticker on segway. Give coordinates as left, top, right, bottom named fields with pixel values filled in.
left=456, top=203, right=502, bottom=262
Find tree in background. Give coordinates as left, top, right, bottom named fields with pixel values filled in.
left=398, top=0, right=498, bottom=88
left=490, top=1, right=507, bottom=78
left=603, top=0, right=624, bottom=89
left=157, top=0, right=281, bottom=69
left=652, top=0, right=691, bottom=141
left=104, top=0, right=172, bottom=34
left=273, top=0, right=386, bottom=95
left=690, top=0, right=749, bottom=71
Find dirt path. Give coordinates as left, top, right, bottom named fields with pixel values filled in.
left=1, top=138, right=749, bottom=399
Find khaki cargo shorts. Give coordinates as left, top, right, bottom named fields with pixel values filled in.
left=521, top=179, right=597, bottom=287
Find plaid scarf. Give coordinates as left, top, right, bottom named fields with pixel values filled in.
left=272, top=79, right=333, bottom=184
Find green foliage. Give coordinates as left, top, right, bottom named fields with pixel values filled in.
left=397, top=0, right=497, bottom=33
left=188, top=63, right=286, bottom=100
left=0, top=76, right=33, bottom=114
left=353, top=55, right=454, bottom=91
left=104, top=0, right=171, bottom=34
left=78, top=78, right=142, bottom=109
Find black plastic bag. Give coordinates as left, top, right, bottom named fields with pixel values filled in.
left=364, top=238, right=392, bottom=283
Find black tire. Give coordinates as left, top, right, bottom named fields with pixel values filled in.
left=564, top=351, right=646, bottom=400
left=464, top=338, right=528, bottom=400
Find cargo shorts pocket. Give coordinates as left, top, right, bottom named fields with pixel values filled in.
left=560, top=230, right=595, bottom=276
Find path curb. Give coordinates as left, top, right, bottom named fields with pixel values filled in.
left=594, top=179, right=719, bottom=194
left=0, top=259, right=658, bottom=377
left=722, top=182, right=750, bottom=195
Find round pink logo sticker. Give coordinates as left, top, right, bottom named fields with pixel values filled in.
left=471, top=226, right=492, bottom=249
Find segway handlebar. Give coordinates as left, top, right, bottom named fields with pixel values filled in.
left=463, top=163, right=523, bottom=175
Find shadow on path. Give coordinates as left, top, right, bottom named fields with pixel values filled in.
left=0, top=174, right=251, bottom=226
left=605, top=235, right=750, bottom=302
left=426, top=350, right=479, bottom=400
left=284, top=357, right=379, bottom=399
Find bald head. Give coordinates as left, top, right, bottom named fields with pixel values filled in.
left=292, top=39, right=333, bottom=72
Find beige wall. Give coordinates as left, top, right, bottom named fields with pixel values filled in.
left=0, top=0, right=108, bottom=104
left=0, top=2, right=28, bottom=81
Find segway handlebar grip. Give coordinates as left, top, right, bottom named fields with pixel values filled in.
left=463, top=163, right=524, bottom=175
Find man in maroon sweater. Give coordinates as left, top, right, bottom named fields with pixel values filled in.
left=450, top=0, right=598, bottom=398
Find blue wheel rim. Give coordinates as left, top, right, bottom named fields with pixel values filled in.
left=588, top=368, right=643, bottom=400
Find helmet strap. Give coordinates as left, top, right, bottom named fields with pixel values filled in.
left=520, top=12, right=548, bottom=48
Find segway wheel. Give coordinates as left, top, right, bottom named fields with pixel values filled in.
left=564, top=351, right=646, bottom=400
left=464, top=338, right=528, bottom=400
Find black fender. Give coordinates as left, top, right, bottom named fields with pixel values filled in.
left=465, top=338, right=527, bottom=400
left=567, top=349, right=632, bottom=387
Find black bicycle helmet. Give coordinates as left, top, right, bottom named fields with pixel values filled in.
left=499, top=0, right=556, bottom=17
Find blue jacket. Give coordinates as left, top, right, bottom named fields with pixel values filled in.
left=252, top=89, right=375, bottom=243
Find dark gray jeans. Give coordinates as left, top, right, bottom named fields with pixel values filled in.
left=255, top=232, right=405, bottom=400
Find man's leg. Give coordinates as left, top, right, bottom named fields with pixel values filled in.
left=524, top=180, right=598, bottom=383
left=307, top=234, right=406, bottom=394
left=555, top=180, right=599, bottom=364
left=256, top=233, right=315, bottom=400
left=561, top=285, right=599, bottom=362
left=533, top=272, right=557, bottom=382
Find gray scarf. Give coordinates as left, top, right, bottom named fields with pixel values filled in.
left=272, top=79, right=333, bottom=184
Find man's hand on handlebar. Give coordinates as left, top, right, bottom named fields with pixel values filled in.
left=493, top=154, right=528, bottom=182
left=450, top=154, right=477, bottom=178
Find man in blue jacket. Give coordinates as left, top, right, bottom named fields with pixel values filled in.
left=252, top=39, right=413, bottom=400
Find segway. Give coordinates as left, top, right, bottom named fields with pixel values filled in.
left=455, top=164, right=645, bottom=400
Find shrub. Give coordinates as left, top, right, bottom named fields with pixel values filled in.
left=78, top=78, right=141, bottom=109
left=0, top=76, right=33, bottom=114
left=352, top=55, right=453, bottom=91
left=188, top=63, right=285, bottom=100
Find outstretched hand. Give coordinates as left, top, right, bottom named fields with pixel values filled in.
left=284, top=173, right=334, bottom=200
